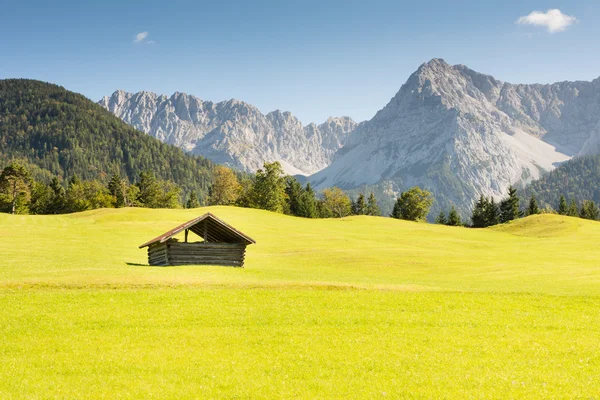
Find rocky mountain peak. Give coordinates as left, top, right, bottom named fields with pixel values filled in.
left=100, top=90, right=358, bottom=175
left=311, top=59, right=600, bottom=217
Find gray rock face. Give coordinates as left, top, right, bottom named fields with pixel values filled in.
left=99, top=91, right=357, bottom=175
left=310, top=59, right=600, bottom=215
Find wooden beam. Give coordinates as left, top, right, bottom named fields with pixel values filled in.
left=185, top=229, right=188, bottom=243
left=203, top=220, right=208, bottom=244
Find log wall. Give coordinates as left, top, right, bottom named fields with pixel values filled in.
left=147, top=241, right=247, bottom=267
left=148, top=243, right=169, bottom=266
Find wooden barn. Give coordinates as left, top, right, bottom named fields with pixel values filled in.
left=139, top=213, right=255, bottom=267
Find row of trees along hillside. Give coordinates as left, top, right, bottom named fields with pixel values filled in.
left=209, top=162, right=381, bottom=218
left=520, top=154, right=600, bottom=209
left=0, top=79, right=218, bottom=202
left=387, top=184, right=600, bottom=228
left=437, top=185, right=600, bottom=229
left=0, top=161, right=384, bottom=218
left=0, top=162, right=192, bottom=214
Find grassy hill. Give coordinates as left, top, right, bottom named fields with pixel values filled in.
left=1, top=208, right=599, bottom=397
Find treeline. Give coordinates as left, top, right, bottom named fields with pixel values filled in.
left=209, top=162, right=381, bottom=218
left=0, top=162, right=188, bottom=214
left=522, top=154, right=600, bottom=208
left=386, top=184, right=600, bottom=227
left=0, top=161, right=384, bottom=218
left=436, top=185, right=600, bottom=228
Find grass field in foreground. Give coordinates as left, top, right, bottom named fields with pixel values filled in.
left=0, top=207, right=599, bottom=398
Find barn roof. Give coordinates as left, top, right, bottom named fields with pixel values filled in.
left=139, top=213, right=256, bottom=248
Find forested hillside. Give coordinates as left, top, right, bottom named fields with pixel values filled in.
left=522, top=155, right=600, bottom=208
left=0, top=79, right=216, bottom=200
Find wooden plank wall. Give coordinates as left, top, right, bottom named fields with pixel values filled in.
left=148, top=243, right=169, bottom=266
left=148, top=241, right=247, bottom=267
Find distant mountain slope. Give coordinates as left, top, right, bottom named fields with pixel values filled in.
left=522, top=154, right=600, bottom=208
left=310, top=59, right=600, bottom=215
left=100, top=90, right=358, bottom=175
left=0, top=79, right=216, bottom=198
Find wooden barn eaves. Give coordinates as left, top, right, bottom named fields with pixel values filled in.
left=139, top=213, right=255, bottom=249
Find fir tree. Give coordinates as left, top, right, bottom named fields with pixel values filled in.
left=137, top=171, right=163, bottom=208
left=137, top=171, right=181, bottom=209
left=365, top=193, right=381, bottom=216
left=558, top=195, right=568, bottom=215
left=485, top=198, right=500, bottom=226
left=48, top=177, right=66, bottom=214
left=284, top=177, right=303, bottom=216
left=352, top=193, right=366, bottom=215
left=108, top=173, right=127, bottom=207
left=29, top=182, right=53, bottom=214
left=567, top=199, right=579, bottom=217
left=161, top=181, right=182, bottom=209
left=527, top=195, right=540, bottom=216
left=186, top=191, right=200, bottom=209
left=580, top=200, right=600, bottom=220
left=471, top=195, right=488, bottom=228
left=500, top=185, right=520, bottom=223
left=390, top=199, right=402, bottom=219
left=296, top=183, right=318, bottom=218
left=447, top=206, right=462, bottom=226
left=435, top=210, right=447, bottom=225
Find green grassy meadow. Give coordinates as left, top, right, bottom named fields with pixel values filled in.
left=1, top=207, right=599, bottom=398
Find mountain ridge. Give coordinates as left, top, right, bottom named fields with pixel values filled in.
left=310, top=58, right=600, bottom=215
left=100, top=90, right=359, bottom=175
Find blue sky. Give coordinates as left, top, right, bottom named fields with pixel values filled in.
left=1, top=0, right=598, bottom=123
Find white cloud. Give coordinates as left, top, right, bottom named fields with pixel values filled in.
left=516, top=9, right=578, bottom=33
left=134, top=31, right=149, bottom=43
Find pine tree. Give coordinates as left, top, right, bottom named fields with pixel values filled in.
left=48, top=177, right=66, bottom=214
left=137, top=171, right=181, bottom=209
left=471, top=195, right=488, bottom=228
left=108, top=173, right=127, bottom=207
left=435, top=210, right=447, bottom=225
left=29, top=181, right=53, bottom=214
left=65, top=178, right=88, bottom=212
left=297, top=183, right=318, bottom=218
left=500, top=185, right=520, bottom=223
left=390, top=199, right=402, bottom=219
left=365, top=193, right=381, bottom=216
left=558, top=195, right=568, bottom=215
left=580, top=200, right=600, bottom=220
left=485, top=198, right=500, bottom=226
left=284, top=177, right=303, bottom=216
left=68, top=174, right=81, bottom=188
left=137, top=171, right=163, bottom=208
left=352, top=193, right=366, bottom=215
left=161, top=181, right=182, bottom=209
left=186, top=191, right=200, bottom=209
left=447, top=206, right=462, bottom=226
left=527, top=195, right=540, bottom=216
left=567, top=199, right=579, bottom=217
